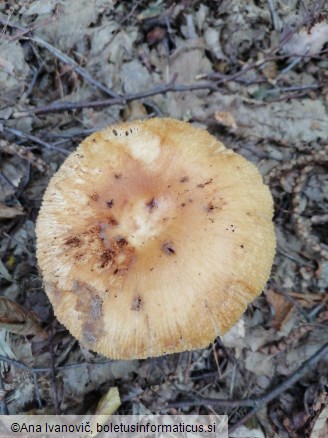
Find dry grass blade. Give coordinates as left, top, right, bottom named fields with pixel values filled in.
left=0, top=204, right=24, bottom=219
left=94, top=387, right=121, bottom=416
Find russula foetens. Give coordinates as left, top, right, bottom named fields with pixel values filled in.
left=36, top=118, right=275, bottom=359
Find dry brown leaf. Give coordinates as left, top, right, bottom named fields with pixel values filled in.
left=147, top=26, right=166, bottom=45
left=310, top=406, right=328, bottom=438
left=0, top=41, right=30, bottom=107
left=169, top=39, right=212, bottom=84
left=122, top=101, right=148, bottom=121
left=204, top=27, right=225, bottom=60
left=0, top=203, right=24, bottom=219
left=317, top=311, right=328, bottom=324
left=220, top=319, right=245, bottom=353
left=215, top=111, right=237, bottom=129
left=32, top=0, right=101, bottom=52
left=121, top=60, right=152, bottom=94
left=0, top=56, right=15, bottom=76
left=245, top=351, right=275, bottom=378
left=283, top=22, right=328, bottom=56
left=288, top=292, right=327, bottom=308
left=0, top=297, right=46, bottom=337
left=261, top=61, right=278, bottom=80
left=203, top=93, right=328, bottom=144
left=266, top=288, right=294, bottom=330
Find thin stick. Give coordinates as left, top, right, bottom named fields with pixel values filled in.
left=12, top=72, right=322, bottom=120
left=168, top=341, right=328, bottom=416
left=3, top=127, right=69, bottom=155
left=0, top=15, right=119, bottom=99
left=267, top=0, right=282, bottom=31
left=272, top=286, right=311, bottom=322
left=0, top=139, right=50, bottom=173
left=0, top=354, right=112, bottom=373
left=13, top=78, right=218, bottom=118
left=29, top=37, right=119, bottom=99
left=4, top=17, right=57, bottom=42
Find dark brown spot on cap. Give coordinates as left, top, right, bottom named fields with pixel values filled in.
left=180, top=176, right=189, bottom=183
left=90, top=193, right=99, bottom=201
left=131, top=296, right=142, bottom=311
left=106, top=199, right=114, bottom=208
left=197, top=178, right=213, bottom=188
left=114, top=173, right=122, bottom=179
left=65, top=237, right=82, bottom=248
left=108, top=215, right=118, bottom=227
left=146, top=197, right=158, bottom=210
left=162, top=241, right=176, bottom=255
left=115, top=236, right=128, bottom=247
left=99, top=249, right=114, bottom=268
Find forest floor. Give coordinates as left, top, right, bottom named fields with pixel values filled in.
left=0, top=1, right=328, bottom=437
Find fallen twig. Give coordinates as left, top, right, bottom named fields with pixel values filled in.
left=1, top=16, right=119, bottom=99
left=2, top=127, right=69, bottom=155
left=267, top=0, right=282, bottom=31
left=0, top=354, right=112, bottom=373
left=1, top=16, right=57, bottom=42
left=29, top=36, right=120, bottom=99
left=13, top=79, right=218, bottom=118
left=11, top=61, right=324, bottom=119
left=167, top=341, right=328, bottom=432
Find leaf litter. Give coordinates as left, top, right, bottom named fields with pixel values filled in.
left=0, top=0, right=328, bottom=436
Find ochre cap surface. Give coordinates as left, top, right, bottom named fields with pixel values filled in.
left=36, top=118, right=276, bottom=359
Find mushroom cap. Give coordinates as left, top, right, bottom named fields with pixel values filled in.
left=36, top=118, right=275, bottom=359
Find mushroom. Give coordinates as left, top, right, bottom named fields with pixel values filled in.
left=36, top=118, right=275, bottom=359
